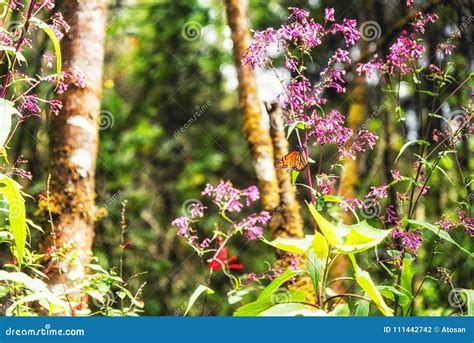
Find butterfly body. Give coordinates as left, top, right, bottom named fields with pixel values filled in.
left=275, top=145, right=308, bottom=171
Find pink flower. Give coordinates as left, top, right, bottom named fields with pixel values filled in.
left=172, top=216, right=191, bottom=237
left=235, top=211, right=271, bottom=240
left=391, top=169, right=403, bottom=181
left=365, top=185, right=388, bottom=199
left=406, top=0, right=414, bottom=7
left=202, top=180, right=260, bottom=212
left=392, top=228, right=422, bottom=255
left=324, top=8, right=335, bottom=22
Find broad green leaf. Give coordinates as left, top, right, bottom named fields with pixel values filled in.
left=258, top=270, right=298, bottom=300
left=0, top=45, right=26, bottom=65
left=259, top=303, right=320, bottom=316
left=400, top=258, right=416, bottom=300
left=184, top=285, right=214, bottom=316
left=307, top=202, right=342, bottom=245
left=291, top=170, right=299, bottom=185
left=29, top=18, right=62, bottom=87
left=234, top=290, right=305, bottom=316
left=406, top=219, right=473, bottom=257
left=378, top=285, right=411, bottom=308
left=307, top=251, right=321, bottom=295
left=336, top=221, right=392, bottom=254
left=349, top=255, right=393, bottom=316
left=354, top=297, right=370, bottom=316
left=312, top=231, right=329, bottom=259
left=0, top=99, right=18, bottom=149
left=395, top=139, right=430, bottom=163
left=307, top=206, right=391, bottom=254
left=328, top=303, right=350, bottom=316
left=0, top=174, right=26, bottom=266
left=265, top=235, right=313, bottom=255
left=462, top=289, right=474, bottom=316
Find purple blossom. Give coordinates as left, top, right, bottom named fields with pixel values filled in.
left=330, top=19, right=360, bottom=47
left=235, top=211, right=271, bottom=241
left=386, top=205, right=399, bottom=225
left=365, top=185, right=388, bottom=199
left=20, top=95, right=41, bottom=116
left=51, top=12, right=70, bottom=41
left=413, top=12, right=438, bottom=34
left=172, top=216, right=190, bottom=237
left=391, top=169, right=403, bottom=181
left=202, top=180, right=260, bottom=212
left=341, top=197, right=363, bottom=212
left=435, top=213, right=454, bottom=231
left=190, top=202, right=206, bottom=219
left=324, top=8, right=335, bottom=22
left=242, top=28, right=279, bottom=69
left=48, top=99, right=62, bottom=116
left=458, top=211, right=474, bottom=237
left=392, top=228, right=423, bottom=256
left=386, top=31, right=424, bottom=75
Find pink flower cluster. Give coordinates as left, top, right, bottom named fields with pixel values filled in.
left=244, top=7, right=377, bottom=161
left=172, top=180, right=271, bottom=253
left=202, top=180, right=260, bottom=212
left=436, top=211, right=474, bottom=238
left=243, top=7, right=359, bottom=69
left=357, top=12, right=438, bottom=76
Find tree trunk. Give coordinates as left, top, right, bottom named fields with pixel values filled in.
left=225, top=0, right=280, bottom=211
left=43, top=0, right=106, bottom=294
left=268, top=103, right=304, bottom=239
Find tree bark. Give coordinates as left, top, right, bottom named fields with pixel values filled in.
left=43, top=0, right=106, bottom=294
left=268, top=103, right=304, bottom=239
left=225, top=0, right=280, bottom=211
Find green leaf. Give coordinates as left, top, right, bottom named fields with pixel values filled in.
left=406, top=219, right=473, bottom=257
left=378, top=285, right=411, bottom=308
left=0, top=174, right=26, bottom=266
left=400, top=258, right=416, bottom=302
left=184, top=284, right=214, bottom=316
left=395, top=139, right=430, bottom=164
left=307, top=202, right=342, bottom=245
left=258, top=270, right=298, bottom=300
left=259, top=303, right=318, bottom=316
left=354, top=297, right=370, bottom=316
left=0, top=99, right=18, bottom=149
left=307, top=250, right=321, bottom=296
left=462, top=289, right=474, bottom=316
left=349, top=255, right=393, bottom=316
left=335, top=221, right=392, bottom=254
left=29, top=18, right=62, bottom=87
left=235, top=290, right=306, bottom=316
left=291, top=170, right=299, bottom=185
left=307, top=205, right=391, bottom=254
left=265, top=235, right=313, bottom=255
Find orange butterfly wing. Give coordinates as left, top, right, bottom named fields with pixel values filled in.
left=275, top=150, right=308, bottom=171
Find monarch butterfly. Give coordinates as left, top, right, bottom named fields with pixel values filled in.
left=275, top=145, right=308, bottom=171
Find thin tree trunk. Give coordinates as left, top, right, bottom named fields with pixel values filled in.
left=268, top=103, right=304, bottom=239
left=225, top=0, right=280, bottom=211
left=43, top=0, right=106, bottom=294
